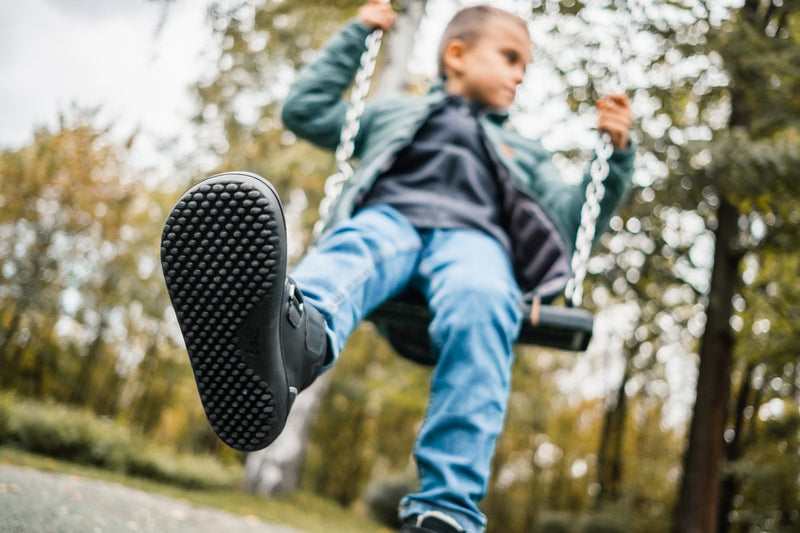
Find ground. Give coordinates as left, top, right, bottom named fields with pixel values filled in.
left=0, top=464, right=304, bottom=533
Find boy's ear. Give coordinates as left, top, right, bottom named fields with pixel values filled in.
left=442, top=39, right=468, bottom=77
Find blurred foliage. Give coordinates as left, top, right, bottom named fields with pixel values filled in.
left=0, top=393, right=241, bottom=489
left=0, top=110, right=231, bottom=460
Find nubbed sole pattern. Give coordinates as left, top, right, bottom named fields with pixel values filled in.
left=161, top=176, right=285, bottom=451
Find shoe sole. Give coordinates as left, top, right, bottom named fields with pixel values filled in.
left=160, top=172, right=290, bottom=451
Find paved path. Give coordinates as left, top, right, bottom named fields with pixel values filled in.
left=0, top=464, right=304, bottom=533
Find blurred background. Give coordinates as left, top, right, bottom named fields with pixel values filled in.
left=1, top=0, right=799, bottom=531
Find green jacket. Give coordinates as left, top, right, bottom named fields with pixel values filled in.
left=282, top=21, right=635, bottom=302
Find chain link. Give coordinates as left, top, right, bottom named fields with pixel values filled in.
left=564, top=132, right=614, bottom=307
left=314, top=28, right=384, bottom=237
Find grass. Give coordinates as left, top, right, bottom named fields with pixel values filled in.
left=0, top=446, right=391, bottom=533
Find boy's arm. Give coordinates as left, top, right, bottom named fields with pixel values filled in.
left=593, top=143, right=635, bottom=233
left=281, top=1, right=396, bottom=151
left=561, top=142, right=635, bottom=245
left=561, top=94, right=635, bottom=242
left=280, top=21, right=373, bottom=150
left=590, top=94, right=634, bottom=235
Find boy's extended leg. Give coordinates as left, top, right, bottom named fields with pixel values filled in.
left=400, top=229, right=523, bottom=533
left=160, top=172, right=329, bottom=451
left=291, top=203, right=425, bottom=363
left=162, top=177, right=423, bottom=452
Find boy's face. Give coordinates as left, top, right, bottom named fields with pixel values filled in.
left=444, top=17, right=532, bottom=109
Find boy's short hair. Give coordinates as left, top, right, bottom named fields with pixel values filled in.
left=437, top=4, right=530, bottom=77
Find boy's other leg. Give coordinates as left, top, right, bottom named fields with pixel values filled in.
left=290, top=204, right=423, bottom=365
left=400, top=229, right=523, bottom=533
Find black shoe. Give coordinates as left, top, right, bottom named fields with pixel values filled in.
left=401, top=512, right=465, bottom=533
left=161, top=172, right=328, bottom=452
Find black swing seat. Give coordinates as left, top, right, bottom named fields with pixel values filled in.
left=515, top=302, right=593, bottom=351
left=367, top=290, right=593, bottom=363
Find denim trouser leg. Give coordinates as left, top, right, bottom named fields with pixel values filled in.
left=290, top=205, right=423, bottom=363
left=292, top=206, right=522, bottom=532
left=400, top=229, right=523, bottom=533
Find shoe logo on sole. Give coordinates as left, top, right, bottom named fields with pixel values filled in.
left=236, top=319, right=266, bottom=378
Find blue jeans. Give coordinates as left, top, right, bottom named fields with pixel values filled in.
left=291, top=205, right=523, bottom=532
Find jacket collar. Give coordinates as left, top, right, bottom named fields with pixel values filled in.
left=427, top=82, right=510, bottom=125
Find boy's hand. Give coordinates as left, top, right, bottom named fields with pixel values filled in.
left=357, top=0, right=396, bottom=32
left=596, top=94, right=632, bottom=150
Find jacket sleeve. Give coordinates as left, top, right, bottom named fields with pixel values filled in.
left=280, top=20, right=372, bottom=151
left=557, top=143, right=635, bottom=244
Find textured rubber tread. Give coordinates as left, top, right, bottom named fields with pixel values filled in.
left=160, top=172, right=289, bottom=451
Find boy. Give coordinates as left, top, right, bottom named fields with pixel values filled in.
left=161, top=2, right=633, bottom=532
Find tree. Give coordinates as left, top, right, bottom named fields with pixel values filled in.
left=0, top=111, right=140, bottom=407
left=0, top=109, right=208, bottom=447
left=669, top=2, right=800, bottom=530
left=530, top=1, right=799, bottom=529
left=521, top=1, right=711, bottom=525
left=523, top=1, right=799, bottom=530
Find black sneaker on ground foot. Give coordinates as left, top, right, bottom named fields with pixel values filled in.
left=161, top=172, right=304, bottom=452
left=401, top=511, right=465, bottom=533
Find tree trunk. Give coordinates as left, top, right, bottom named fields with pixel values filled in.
left=673, top=197, right=740, bottom=533
left=595, top=363, right=630, bottom=505
left=7, top=319, right=34, bottom=386
left=0, top=306, right=23, bottom=366
left=716, top=363, right=755, bottom=532
left=241, top=0, right=425, bottom=497
left=70, top=320, right=107, bottom=406
left=375, top=0, right=428, bottom=95
left=0, top=310, right=24, bottom=387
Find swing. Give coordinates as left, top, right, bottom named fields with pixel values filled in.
left=316, top=17, right=615, bottom=360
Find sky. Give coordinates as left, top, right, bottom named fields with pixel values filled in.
left=0, top=0, right=213, bottom=169
left=0, top=0, right=593, bottom=172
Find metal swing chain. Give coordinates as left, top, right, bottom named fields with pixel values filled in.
left=563, top=0, right=635, bottom=308
left=564, top=133, right=614, bottom=307
left=314, top=27, right=385, bottom=237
